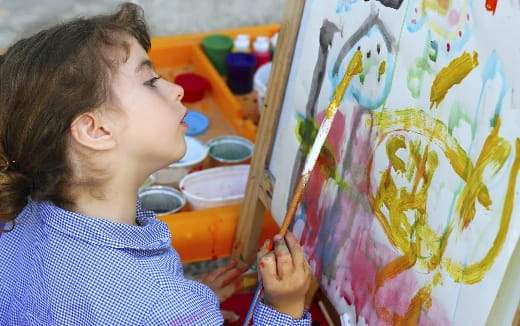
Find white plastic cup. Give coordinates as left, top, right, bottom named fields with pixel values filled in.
left=154, top=136, right=208, bottom=187
left=179, top=164, right=250, bottom=210
left=253, top=62, right=272, bottom=114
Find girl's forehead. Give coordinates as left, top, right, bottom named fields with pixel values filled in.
left=117, top=39, right=151, bottom=74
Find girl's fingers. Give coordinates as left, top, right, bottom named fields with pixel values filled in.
left=284, top=232, right=306, bottom=269
left=221, top=309, right=240, bottom=323
left=214, top=281, right=237, bottom=302
left=273, top=234, right=293, bottom=279
left=257, top=239, right=273, bottom=260
left=214, top=263, right=249, bottom=287
left=199, top=259, right=237, bottom=283
left=258, top=251, right=278, bottom=284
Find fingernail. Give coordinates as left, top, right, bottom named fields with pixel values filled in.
left=273, top=234, right=283, bottom=241
left=263, top=239, right=273, bottom=250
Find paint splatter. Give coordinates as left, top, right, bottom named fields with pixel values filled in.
left=485, top=0, right=498, bottom=14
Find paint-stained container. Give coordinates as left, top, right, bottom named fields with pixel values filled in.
left=174, top=73, right=210, bottom=102
left=138, top=185, right=186, bottom=215
left=154, top=136, right=209, bottom=187
left=225, top=53, right=257, bottom=94
left=207, top=136, right=254, bottom=167
left=202, top=34, right=234, bottom=75
left=179, top=164, right=250, bottom=210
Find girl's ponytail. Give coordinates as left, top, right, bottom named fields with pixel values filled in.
left=0, top=152, right=31, bottom=231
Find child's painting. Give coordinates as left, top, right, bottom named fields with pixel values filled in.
left=269, top=0, right=520, bottom=324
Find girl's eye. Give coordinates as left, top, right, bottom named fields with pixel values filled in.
left=144, top=76, right=160, bottom=88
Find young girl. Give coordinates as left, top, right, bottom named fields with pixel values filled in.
left=0, top=3, right=311, bottom=325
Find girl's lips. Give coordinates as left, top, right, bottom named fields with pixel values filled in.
left=181, top=112, right=188, bottom=128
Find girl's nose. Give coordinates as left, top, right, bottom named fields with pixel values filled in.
left=173, top=83, right=184, bottom=102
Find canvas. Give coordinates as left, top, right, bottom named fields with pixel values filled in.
left=269, top=0, right=520, bottom=324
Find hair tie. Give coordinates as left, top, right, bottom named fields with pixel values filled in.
left=0, top=155, right=10, bottom=173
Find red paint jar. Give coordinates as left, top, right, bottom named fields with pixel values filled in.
left=174, top=73, right=210, bottom=102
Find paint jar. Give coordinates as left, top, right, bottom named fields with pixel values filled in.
left=174, top=73, right=210, bottom=102
left=206, top=136, right=254, bottom=166
left=225, top=53, right=257, bottom=94
left=252, top=36, right=271, bottom=70
left=253, top=62, right=272, bottom=114
left=202, top=34, right=234, bottom=75
left=138, top=185, right=186, bottom=215
left=179, top=164, right=250, bottom=210
left=154, top=136, right=209, bottom=187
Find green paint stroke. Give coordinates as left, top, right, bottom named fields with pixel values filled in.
left=447, top=101, right=473, bottom=136
left=295, top=115, right=349, bottom=192
left=407, top=33, right=435, bottom=98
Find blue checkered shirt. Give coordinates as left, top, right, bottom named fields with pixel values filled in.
left=0, top=200, right=311, bottom=325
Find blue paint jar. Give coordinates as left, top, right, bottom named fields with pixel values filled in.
left=225, top=53, right=257, bottom=94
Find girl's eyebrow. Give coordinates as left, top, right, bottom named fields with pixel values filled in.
left=135, top=59, right=155, bottom=73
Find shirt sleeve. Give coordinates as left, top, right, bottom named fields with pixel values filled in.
left=143, top=288, right=224, bottom=326
left=253, top=300, right=312, bottom=326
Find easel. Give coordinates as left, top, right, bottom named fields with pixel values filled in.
left=231, top=0, right=520, bottom=325
left=230, top=0, right=340, bottom=323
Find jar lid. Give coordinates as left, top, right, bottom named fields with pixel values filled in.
left=253, top=38, right=270, bottom=53
left=202, top=34, right=233, bottom=50
left=234, top=38, right=250, bottom=51
left=236, top=34, right=250, bottom=41
left=183, top=110, right=209, bottom=136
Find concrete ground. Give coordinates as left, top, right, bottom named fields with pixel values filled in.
left=0, top=0, right=285, bottom=50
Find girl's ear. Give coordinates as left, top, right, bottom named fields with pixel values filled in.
left=70, top=112, right=117, bottom=151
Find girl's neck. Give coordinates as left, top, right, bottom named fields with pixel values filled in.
left=70, top=176, right=142, bottom=226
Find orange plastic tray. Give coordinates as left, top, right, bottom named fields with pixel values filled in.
left=149, top=25, right=280, bottom=263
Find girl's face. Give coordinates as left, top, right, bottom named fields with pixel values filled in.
left=110, top=37, right=188, bottom=173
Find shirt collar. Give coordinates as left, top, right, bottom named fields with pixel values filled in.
left=30, top=200, right=172, bottom=251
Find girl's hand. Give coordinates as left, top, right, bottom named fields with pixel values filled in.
left=257, top=231, right=312, bottom=319
left=197, top=259, right=250, bottom=302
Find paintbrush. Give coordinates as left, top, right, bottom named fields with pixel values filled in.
left=242, top=50, right=363, bottom=325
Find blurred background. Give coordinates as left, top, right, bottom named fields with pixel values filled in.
left=0, top=0, right=285, bottom=50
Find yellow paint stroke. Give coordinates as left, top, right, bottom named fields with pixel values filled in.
left=373, top=109, right=473, bottom=182
left=430, top=51, right=479, bottom=109
left=387, top=135, right=407, bottom=173
left=378, top=61, right=387, bottom=83
left=456, top=117, right=511, bottom=230
left=377, top=282, right=434, bottom=325
left=368, top=109, right=519, bottom=321
left=325, top=50, right=363, bottom=119
left=445, top=137, right=520, bottom=284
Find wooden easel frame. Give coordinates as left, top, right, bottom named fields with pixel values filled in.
left=231, top=0, right=306, bottom=264
left=231, top=0, right=520, bottom=325
left=230, top=0, right=340, bottom=322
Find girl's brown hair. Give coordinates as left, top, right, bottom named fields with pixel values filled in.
left=0, top=2, right=151, bottom=230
